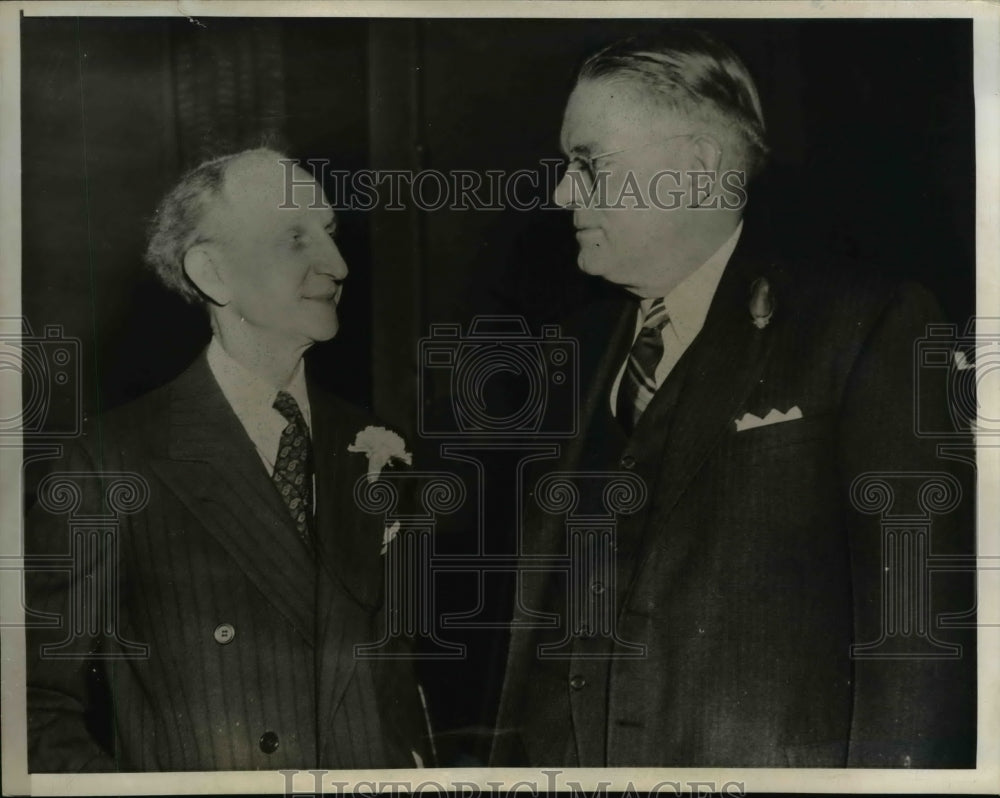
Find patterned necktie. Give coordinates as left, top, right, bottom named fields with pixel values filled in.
left=271, top=390, right=314, bottom=545
left=616, top=298, right=670, bottom=435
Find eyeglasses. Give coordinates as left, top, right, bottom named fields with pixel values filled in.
left=560, top=133, right=699, bottom=186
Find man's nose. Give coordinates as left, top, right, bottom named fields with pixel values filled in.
left=317, top=238, right=349, bottom=280
left=553, top=169, right=581, bottom=209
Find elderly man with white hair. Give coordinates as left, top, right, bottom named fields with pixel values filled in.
left=26, top=148, right=429, bottom=772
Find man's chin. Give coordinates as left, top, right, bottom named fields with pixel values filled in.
left=577, top=250, right=613, bottom=280
left=316, top=325, right=340, bottom=343
left=307, top=316, right=340, bottom=344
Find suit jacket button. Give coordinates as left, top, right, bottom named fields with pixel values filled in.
left=213, top=623, right=235, bottom=644
left=259, top=731, right=279, bottom=754
left=591, top=581, right=605, bottom=594
left=620, top=454, right=636, bottom=469
left=569, top=674, right=586, bottom=691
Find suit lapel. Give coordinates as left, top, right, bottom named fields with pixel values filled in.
left=616, top=243, right=783, bottom=611
left=309, top=385, right=384, bottom=610
left=309, top=383, right=388, bottom=721
left=149, top=353, right=317, bottom=644
left=652, top=245, right=780, bottom=519
left=148, top=354, right=389, bottom=738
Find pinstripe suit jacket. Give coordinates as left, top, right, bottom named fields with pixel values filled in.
left=491, top=238, right=976, bottom=768
left=26, top=352, right=428, bottom=772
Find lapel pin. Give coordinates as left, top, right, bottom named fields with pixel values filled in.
left=749, top=277, right=775, bottom=329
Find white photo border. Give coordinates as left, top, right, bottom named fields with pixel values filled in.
left=2, top=1, right=997, bottom=795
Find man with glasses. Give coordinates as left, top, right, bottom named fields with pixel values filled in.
left=491, top=28, right=975, bottom=768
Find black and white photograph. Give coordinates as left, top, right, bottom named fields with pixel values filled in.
left=1, top=1, right=997, bottom=795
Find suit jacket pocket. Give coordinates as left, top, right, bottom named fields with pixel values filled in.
left=728, top=412, right=835, bottom=453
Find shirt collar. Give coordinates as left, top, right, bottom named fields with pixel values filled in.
left=206, top=337, right=311, bottom=431
left=642, top=220, right=743, bottom=348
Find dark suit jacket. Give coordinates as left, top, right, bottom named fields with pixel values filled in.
left=26, top=352, right=428, bottom=772
left=491, top=236, right=976, bottom=768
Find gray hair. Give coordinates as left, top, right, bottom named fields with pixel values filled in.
left=578, top=29, right=769, bottom=179
left=143, top=147, right=290, bottom=304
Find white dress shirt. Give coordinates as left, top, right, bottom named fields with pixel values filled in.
left=610, top=221, right=743, bottom=415
left=206, top=337, right=312, bottom=474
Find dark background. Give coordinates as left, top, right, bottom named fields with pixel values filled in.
left=21, top=16, right=976, bottom=765
left=22, top=17, right=975, bottom=435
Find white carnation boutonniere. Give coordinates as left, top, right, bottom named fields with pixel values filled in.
left=348, top=426, right=412, bottom=555
left=348, top=425, right=413, bottom=483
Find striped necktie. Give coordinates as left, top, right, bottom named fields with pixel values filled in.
left=616, top=298, right=670, bottom=435
left=272, top=390, right=314, bottom=546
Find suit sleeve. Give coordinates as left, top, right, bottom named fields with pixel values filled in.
left=25, top=440, right=118, bottom=772
left=838, top=282, right=976, bottom=767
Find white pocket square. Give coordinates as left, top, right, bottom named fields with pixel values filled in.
left=735, top=405, right=803, bottom=431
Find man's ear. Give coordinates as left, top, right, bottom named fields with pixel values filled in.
left=183, top=244, right=231, bottom=306
left=690, top=134, right=723, bottom=175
